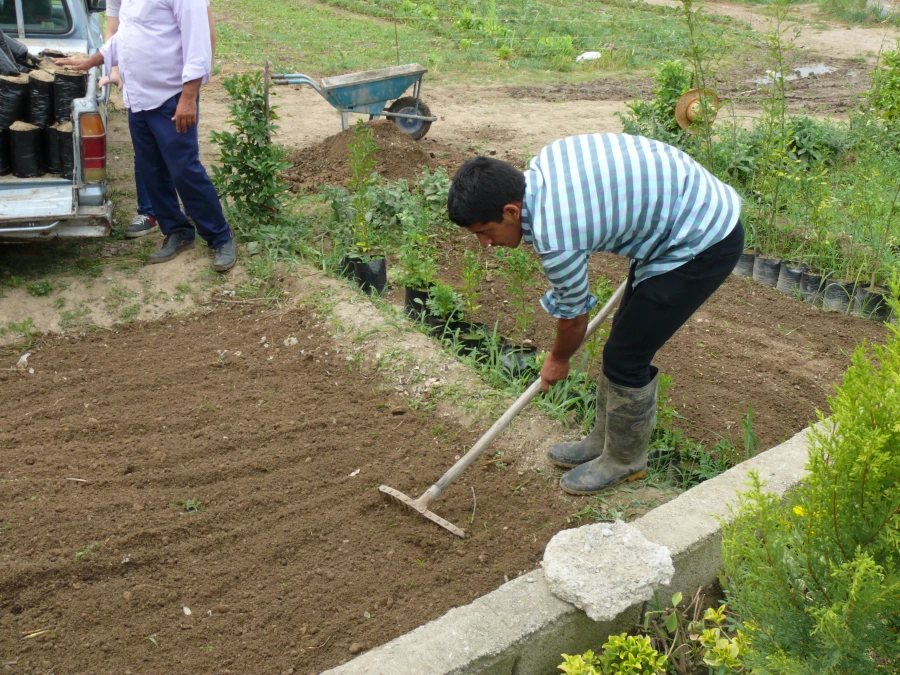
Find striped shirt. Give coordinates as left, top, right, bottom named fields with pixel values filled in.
left=521, top=134, right=741, bottom=319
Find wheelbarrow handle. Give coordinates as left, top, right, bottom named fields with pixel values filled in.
left=270, top=74, right=322, bottom=93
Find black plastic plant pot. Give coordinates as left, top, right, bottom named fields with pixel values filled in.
left=338, top=256, right=355, bottom=281
left=799, top=271, right=824, bottom=306
left=497, top=342, right=539, bottom=378
left=752, top=256, right=781, bottom=287
left=733, top=251, right=755, bottom=278
left=775, top=261, right=806, bottom=295
left=352, top=257, right=387, bottom=296
left=851, top=285, right=891, bottom=321
left=434, top=319, right=490, bottom=355
left=404, top=286, right=432, bottom=321
left=822, top=280, right=855, bottom=314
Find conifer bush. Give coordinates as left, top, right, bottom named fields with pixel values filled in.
left=721, top=290, right=900, bottom=674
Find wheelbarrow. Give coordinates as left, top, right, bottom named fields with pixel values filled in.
left=271, top=63, right=437, bottom=140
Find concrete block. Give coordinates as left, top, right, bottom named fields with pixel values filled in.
left=542, top=521, right=673, bottom=621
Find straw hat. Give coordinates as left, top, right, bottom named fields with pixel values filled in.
left=674, top=88, right=720, bottom=130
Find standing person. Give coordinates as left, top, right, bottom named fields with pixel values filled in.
left=447, top=134, right=743, bottom=495
left=101, top=0, right=217, bottom=239
left=56, top=0, right=235, bottom=271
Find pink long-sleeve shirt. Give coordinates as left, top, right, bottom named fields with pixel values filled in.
left=99, top=0, right=212, bottom=113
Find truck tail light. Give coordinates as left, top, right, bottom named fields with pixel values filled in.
left=79, top=113, right=106, bottom=183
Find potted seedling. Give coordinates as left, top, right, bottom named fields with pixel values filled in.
left=342, top=120, right=387, bottom=295
left=495, top=246, right=541, bottom=339
left=460, top=248, right=486, bottom=319
left=852, top=182, right=900, bottom=320
left=821, top=234, right=856, bottom=314
left=775, top=232, right=809, bottom=296
left=396, top=204, right=439, bottom=320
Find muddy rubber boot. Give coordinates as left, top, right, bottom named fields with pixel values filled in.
left=559, top=370, right=659, bottom=496
left=546, top=373, right=609, bottom=468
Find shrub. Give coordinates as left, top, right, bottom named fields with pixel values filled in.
left=722, top=289, right=900, bottom=674
left=210, top=72, right=290, bottom=226
left=617, top=60, right=692, bottom=149
left=559, top=634, right=667, bottom=675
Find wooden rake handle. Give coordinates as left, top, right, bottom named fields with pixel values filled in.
left=417, top=279, right=628, bottom=509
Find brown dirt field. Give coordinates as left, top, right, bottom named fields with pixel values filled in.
left=397, top=232, right=888, bottom=450
left=507, top=55, right=872, bottom=116
left=0, top=305, right=615, bottom=673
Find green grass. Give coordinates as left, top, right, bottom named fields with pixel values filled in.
left=214, top=0, right=754, bottom=79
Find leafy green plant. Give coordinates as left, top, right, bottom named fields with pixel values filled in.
left=416, top=167, right=451, bottom=220
left=26, top=280, right=53, bottom=297
left=617, top=60, right=692, bottom=149
left=559, top=634, right=667, bottom=675
left=495, top=247, right=540, bottom=337
left=461, top=249, right=486, bottom=317
left=175, top=498, right=207, bottom=514
left=642, top=590, right=748, bottom=675
left=210, top=71, right=290, bottom=227
left=425, top=282, right=464, bottom=320
left=347, top=119, right=380, bottom=258
left=870, top=49, right=900, bottom=124
left=396, top=202, right=439, bottom=290
left=722, top=287, right=900, bottom=673
left=75, top=541, right=102, bottom=560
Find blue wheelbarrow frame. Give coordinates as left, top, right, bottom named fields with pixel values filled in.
left=271, top=63, right=437, bottom=139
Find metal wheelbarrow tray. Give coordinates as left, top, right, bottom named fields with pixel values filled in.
left=271, top=63, right=437, bottom=140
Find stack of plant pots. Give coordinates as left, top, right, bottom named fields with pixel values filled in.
left=0, top=53, right=86, bottom=178
left=733, top=250, right=894, bottom=323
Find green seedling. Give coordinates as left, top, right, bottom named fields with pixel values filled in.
left=461, top=249, right=486, bottom=317
left=26, top=280, right=54, bottom=297
left=495, top=247, right=540, bottom=337
left=175, top=498, right=207, bottom=514
left=75, top=541, right=102, bottom=560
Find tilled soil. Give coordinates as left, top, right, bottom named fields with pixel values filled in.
left=417, top=234, right=887, bottom=450
left=0, top=306, right=585, bottom=674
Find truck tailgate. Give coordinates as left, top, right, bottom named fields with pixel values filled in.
left=0, top=179, right=74, bottom=221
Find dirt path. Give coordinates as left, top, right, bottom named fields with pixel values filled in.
left=644, top=0, right=898, bottom=60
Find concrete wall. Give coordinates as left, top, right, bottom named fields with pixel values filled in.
left=323, top=427, right=813, bottom=675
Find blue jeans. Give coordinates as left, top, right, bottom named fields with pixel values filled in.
left=127, top=93, right=231, bottom=249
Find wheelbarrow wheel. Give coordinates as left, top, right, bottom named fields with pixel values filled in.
left=386, top=97, right=432, bottom=141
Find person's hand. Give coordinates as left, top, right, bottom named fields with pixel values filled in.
left=53, top=56, right=96, bottom=70
left=98, top=66, right=121, bottom=89
left=172, top=95, right=197, bottom=133
left=540, top=352, right=570, bottom=393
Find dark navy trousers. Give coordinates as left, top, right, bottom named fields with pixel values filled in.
left=128, top=93, right=231, bottom=249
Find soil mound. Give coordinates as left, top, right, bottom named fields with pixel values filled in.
left=284, top=120, right=438, bottom=189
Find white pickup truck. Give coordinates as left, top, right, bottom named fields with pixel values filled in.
left=0, top=0, right=111, bottom=240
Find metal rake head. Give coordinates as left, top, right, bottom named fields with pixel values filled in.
left=379, top=485, right=465, bottom=538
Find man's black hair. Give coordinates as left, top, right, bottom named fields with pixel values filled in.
left=447, top=156, right=526, bottom=227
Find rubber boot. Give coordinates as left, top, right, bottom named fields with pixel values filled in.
left=559, top=369, right=659, bottom=496
left=546, top=372, right=608, bottom=468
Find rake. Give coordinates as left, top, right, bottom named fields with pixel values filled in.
left=379, top=279, right=627, bottom=538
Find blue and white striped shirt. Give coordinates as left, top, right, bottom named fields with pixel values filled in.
left=521, top=134, right=741, bottom=319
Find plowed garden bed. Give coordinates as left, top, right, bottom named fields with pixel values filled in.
left=387, top=233, right=888, bottom=450
left=0, top=306, right=584, bottom=674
